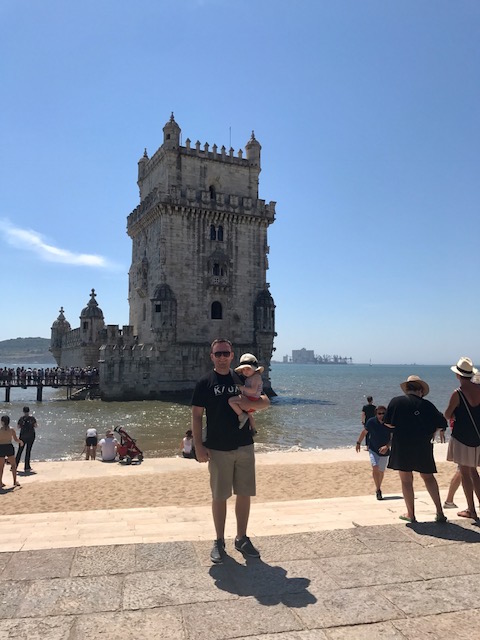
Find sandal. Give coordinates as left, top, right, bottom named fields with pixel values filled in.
left=457, top=509, right=478, bottom=519
left=399, top=515, right=416, bottom=523
left=435, top=514, right=447, bottom=523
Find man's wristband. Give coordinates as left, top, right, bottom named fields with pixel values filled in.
left=356, top=441, right=361, bottom=445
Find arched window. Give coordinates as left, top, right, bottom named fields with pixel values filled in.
left=213, top=263, right=220, bottom=276
left=217, top=225, right=224, bottom=241
left=209, top=185, right=216, bottom=200
left=211, top=301, right=222, bottom=319
left=210, top=225, right=216, bottom=240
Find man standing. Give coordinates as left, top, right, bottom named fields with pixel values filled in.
left=16, top=406, right=37, bottom=472
left=361, top=396, right=376, bottom=450
left=191, top=338, right=270, bottom=563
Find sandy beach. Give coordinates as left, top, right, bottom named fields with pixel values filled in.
left=1, top=443, right=457, bottom=516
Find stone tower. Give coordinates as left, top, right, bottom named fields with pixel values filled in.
left=99, top=114, right=276, bottom=399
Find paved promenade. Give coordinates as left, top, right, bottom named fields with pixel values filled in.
left=1, top=450, right=480, bottom=639
left=1, top=520, right=480, bottom=639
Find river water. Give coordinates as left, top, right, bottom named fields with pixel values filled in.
left=0, top=363, right=459, bottom=461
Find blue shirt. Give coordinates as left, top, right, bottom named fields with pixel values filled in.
left=365, top=416, right=391, bottom=456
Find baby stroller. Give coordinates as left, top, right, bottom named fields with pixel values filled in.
left=114, top=426, right=144, bottom=464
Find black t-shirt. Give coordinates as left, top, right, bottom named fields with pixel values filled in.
left=365, top=417, right=391, bottom=456
left=191, top=369, right=254, bottom=451
left=384, top=394, right=446, bottom=442
left=18, top=415, right=36, bottom=439
left=362, top=403, right=376, bottom=423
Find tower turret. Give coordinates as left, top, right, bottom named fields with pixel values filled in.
left=137, top=148, right=149, bottom=183
left=50, top=307, right=71, bottom=365
left=245, top=130, right=261, bottom=168
left=162, top=112, right=181, bottom=149
left=80, top=289, right=105, bottom=344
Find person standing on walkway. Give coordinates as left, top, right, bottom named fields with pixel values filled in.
left=191, top=338, right=270, bottom=563
left=361, top=396, right=376, bottom=450
left=384, top=375, right=447, bottom=523
left=445, top=357, right=480, bottom=521
left=15, top=406, right=37, bottom=473
left=0, top=415, right=22, bottom=488
left=356, top=405, right=391, bottom=500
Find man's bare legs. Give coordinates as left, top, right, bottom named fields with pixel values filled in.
left=212, top=499, right=227, bottom=540
left=372, top=466, right=384, bottom=491
left=212, top=494, right=251, bottom=541
left=235, top=494, right=250, bottom=539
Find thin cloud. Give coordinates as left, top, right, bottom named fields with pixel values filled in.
left=0, top=219, right=118, bottom=269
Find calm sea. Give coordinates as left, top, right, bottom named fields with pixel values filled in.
left=0, top=363, right=459, bottom=461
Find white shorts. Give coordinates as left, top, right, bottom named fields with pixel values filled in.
left=369, top=450, right=389, bottom=472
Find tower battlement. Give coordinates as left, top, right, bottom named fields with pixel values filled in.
left=127, top=185, right=276, bottom=233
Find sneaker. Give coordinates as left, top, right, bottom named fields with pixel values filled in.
left=376, top=489, right=383, bottom=500
left=238, top=412, right=249, bottom=429
left=443, top=501, right=458, bottom=509
left=210, top=538, right=225, bottom=564
left=234, top=535, right=260, bottom=558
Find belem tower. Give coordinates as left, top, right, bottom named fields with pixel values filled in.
left=50, top=114, right=276, bottom=400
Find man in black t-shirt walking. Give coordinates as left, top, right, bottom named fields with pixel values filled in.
left=192, top=338, right=270, bottom=563
left=16, top=406, right=37, bottom=472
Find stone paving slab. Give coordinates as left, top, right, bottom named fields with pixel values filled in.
left=1, top=522, right=480, bottom=639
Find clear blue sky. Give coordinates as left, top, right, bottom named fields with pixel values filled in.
left=1, top=0, right=479, bottom=364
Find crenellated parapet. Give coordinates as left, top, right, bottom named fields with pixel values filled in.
left=127, top=186, right=275, bottom=234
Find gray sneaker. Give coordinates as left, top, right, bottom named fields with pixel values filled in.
left=210, top=538, right=225, bottom=563
left=234, top=535, right=260, bottom=558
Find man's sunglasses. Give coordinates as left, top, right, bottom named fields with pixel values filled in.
left=212, top=351, right=232, bottom=358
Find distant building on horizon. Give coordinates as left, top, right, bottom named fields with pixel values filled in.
left=282, top=349, right=353, bottom=365
left=50, top=114, right=277, bottom=399
left=291, top=348, right=316, bottom=364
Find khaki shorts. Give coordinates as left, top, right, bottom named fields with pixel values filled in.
left=208, top=444, right=256, bottom=501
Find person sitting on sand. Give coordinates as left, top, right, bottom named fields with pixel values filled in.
left=228, top=353, right=265, bottom=432
left=384, top=375, right=447, bottom=524
left=445, top=357, right=480, bottom=521
left=0, top=415, right=22, bottom=488
left=98, top=429, right=118, bottom=462
left=181, top=429, right=195, bottom=459
left=356, top=405, right=391, bottom=500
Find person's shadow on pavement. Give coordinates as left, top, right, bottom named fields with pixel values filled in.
left=209, top=555, right=317, bottom=607
left=407, top=520, right=480, bottom=540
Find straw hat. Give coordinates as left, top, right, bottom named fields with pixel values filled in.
left=234, top=353, right=264, bottom=375
left=400, top=375, right=430, bottom=396
left=451, top=356, right=478, bottom=378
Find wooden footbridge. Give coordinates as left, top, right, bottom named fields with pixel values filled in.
left=1, top=381, right=100, bottom=402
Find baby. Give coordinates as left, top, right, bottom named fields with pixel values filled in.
left=228, top=353, right=264, bottom=431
